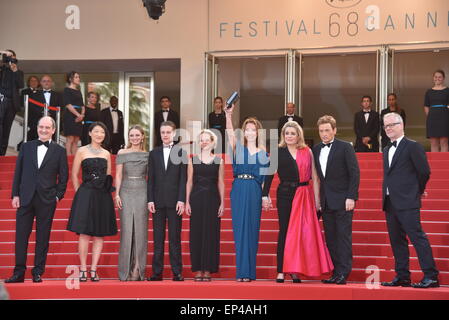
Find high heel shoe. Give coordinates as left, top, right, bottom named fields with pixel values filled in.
left=90, top=270, right=100, bottom=282
left=276, top=273, right=285, bottom=283
left=79, top=270, right=88, bottom=282
left=290, top=274, right=301, bottom=283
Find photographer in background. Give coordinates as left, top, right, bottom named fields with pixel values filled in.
left=0, top=50, right=24, bottom=155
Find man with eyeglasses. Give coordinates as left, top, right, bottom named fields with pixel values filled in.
left=381, top=112, right=439, bottom=289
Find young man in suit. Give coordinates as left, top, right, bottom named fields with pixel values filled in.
left=147, top=121, right=187, bottom=281
left=100, top=96, right=125, bottom=154
left=154, top=96, right=180, bottom=147
left=313, top=115, right=360, bottom=285
left=5, top=116, right=68, bottom=283
left=277, top=102, right=304, bottom=133
left=353, top=95, right=380, bottom=152
left=28, top=75, right=61, bottom=141
left=380, top=112, right=439, bottom=289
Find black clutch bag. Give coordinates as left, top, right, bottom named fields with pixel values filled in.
left=104, top=175, right=116, bottom=193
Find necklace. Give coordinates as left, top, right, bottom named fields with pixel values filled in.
left=87, top=144, right=102, bottom=155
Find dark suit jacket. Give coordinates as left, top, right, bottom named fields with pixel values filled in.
left=28, top=89, right=61, bottom=122
left=154, top=109, right=180, bottom=146
left=100, top=108, right=125, bottom=143
left=382, top=137, right=430, bottom=211
left=354, top=110, right=380, bottom=151
left=1, top=67, right=24, bottom=112
left=147, top=145, right=187, bottom=209
left=11, top=140, right=68, bottom=208
left=278, top=115, right=304, bottom=132
left=313, top=139, right=360, bottom=211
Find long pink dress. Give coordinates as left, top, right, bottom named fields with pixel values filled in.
left=283, top=147, right=334, bottom=277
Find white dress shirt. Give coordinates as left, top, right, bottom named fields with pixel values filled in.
left=286, top=114, right=294, bottom=122
left=43, top=91, right=51, bottom=106
left=163, top=143, right=173, bottom=170
left=319, top=140, right=334, bottom=178
left=364, top=111, right=370, bottom=123
left=162, top=109, right=169, bottom=122
left=37, top=140, right=50, bottom=168
left=386, top=135, right=404, bottom=195
left=110, top=107, right=119, bottom=134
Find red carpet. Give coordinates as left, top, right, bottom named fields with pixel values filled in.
left=1, top=153, right=448, bottom=299
left=4, top=280, right=449, bottom=300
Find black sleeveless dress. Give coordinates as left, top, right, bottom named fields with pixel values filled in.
left=67, top=157, right=117, bottom=237
left=189, top=156, right=222, bottom=273
left=81, top=106, right=101, bottom=146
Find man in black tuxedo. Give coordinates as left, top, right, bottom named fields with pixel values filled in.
left=27, top=75, right=61, bottom=141
left=100, top=96, right=124, bottom=154
left=313, top=115, right=360, bottom=285
left=380, top=112, right=439, bottom=289
left=147, top=121, right=187, bottom=281
left=353, top=95, right=380, bottom=152
left=154, top=96, right=180, bottom=147
left=0, top=49, right=24, bottom=155
left=5, top=116, right=68, bottom=283
left=277, top=102, right=304, bottom=134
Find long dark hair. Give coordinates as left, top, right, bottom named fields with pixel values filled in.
left=387, top=93, right=401, bottom=113
left=88, top=121, right=110, bottom=148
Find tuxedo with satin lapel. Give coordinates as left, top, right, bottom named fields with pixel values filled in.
left=154, top=109, right=180, bottom=147
left=100, top=108, right=125, bottom=154
left=312, top=138, right=360, bottom=279
left=382, top=137, right=438, bottom=279
left=147, top=144, right=187, bottom=276
left=10, top=139, right=68, bottom=277
left=353, top=110, right=380, bottom=152
left=27, top=90, right=61, bottom=141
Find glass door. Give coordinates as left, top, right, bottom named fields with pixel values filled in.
left=124, top=72, right=155, bottom=149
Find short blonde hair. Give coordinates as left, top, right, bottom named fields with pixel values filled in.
left=197, top=129, right=218, bottom=149
left=317, top=115, right=337, bottom=130
left=279, top=121, right=307, bottom=149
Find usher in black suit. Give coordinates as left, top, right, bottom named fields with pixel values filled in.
left=382, top=137, right=438, bottom=281
left=354, top=109, right=380, bottom=152
left=10, top=139, right=68, bottom=279
left=147, top=144, right=187, bottom=277
left=27, top=90, right=61, bottom=141
left=100, top=107, right=125, bottom=154
left=313, top=138, right=360, bottom=280
left=154, top=109, right=180, bottom=147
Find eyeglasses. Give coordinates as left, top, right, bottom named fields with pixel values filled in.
left=383, top=122, right=401, bottom=130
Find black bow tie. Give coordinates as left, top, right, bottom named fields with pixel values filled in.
left=43, top=90, right=51, bottom=93
left=389, top=141, right=397, bottom=148
left=162, top=110, right=169, bottom=113
left=38, top=140, right=50, bottom=148
left=321, top=142, right=332, bottom=148
left=111, top=109, right=118, bottom=112
left=363, top=111, right=371, bottom=114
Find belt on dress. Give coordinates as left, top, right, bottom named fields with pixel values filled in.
left=236, top=174, right=255, bottom=180
left=430, top=105, right=447, bottom=108
left=127, top=176, right=145, bottom=179
left=84, top=121, right=95, bottom=124
left=280, top=181, right=309, bottom=188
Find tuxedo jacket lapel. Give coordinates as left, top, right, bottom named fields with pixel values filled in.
left=324, top=141, right=337, bottom=178
left=31, top=140, right=39, bottom=169
left=39, top=142, right=56, bottom=170
left=388, top=138, right=407, bottom=173
left=157, top=147, right=166, bottom=173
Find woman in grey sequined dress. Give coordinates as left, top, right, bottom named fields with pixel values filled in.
left=115, top=125, right=149, bottom=281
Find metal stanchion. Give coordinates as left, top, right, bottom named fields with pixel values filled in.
left=44, top=103, right=49, bottom=117
left=23, top=95, right=29, bottom=143
left=56, top=107, right=61, bottom=144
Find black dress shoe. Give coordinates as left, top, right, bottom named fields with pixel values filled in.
left=147, top=274, right=163, bottom=281
left=32, top=274, right=43, bottom=283
left=412, top=278, right=439, bottom=289
left=173, top=274, right=184, bottom=281
left=5, top=274, right=25, bottom=283
left=381, top=277, right=411, bottom=287
left=321, top=275, right=338, bottom=284
left=335, top=275, right=347, bottom=285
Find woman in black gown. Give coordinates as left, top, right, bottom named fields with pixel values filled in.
left=67, top=122, right=117, bottom=282
left=63, top=71, right=85, bottom=156
left=380, top=93, right=407, bottom=149
left=424, top=70, right=449, bottom=152
left=81, top=92, right=101, bottom=146
left=208, top=97, right=226, bottom=154
left=185, top=129, right=225, bottom=281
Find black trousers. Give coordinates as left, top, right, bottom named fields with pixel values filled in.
left=322, top=209, right=353, bottom=278
left=0, top=98, right=16, bottom=155
left=276, top=197, right=294, bottom=273
left=151, top=207, right=183, bottom=275
left=14, top=193, right=57, bottom=276
left=385, top=197, right=438, bottom=279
